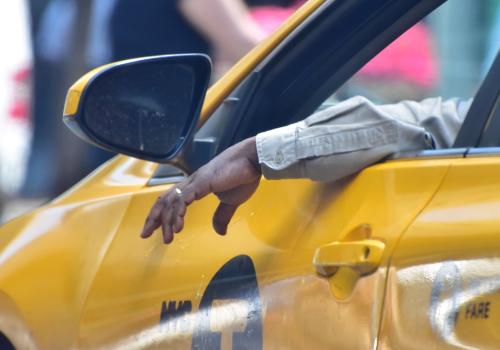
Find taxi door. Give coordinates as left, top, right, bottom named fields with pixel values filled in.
left=75, top=158, right=450, bottom=349
left=379, top=53, right=500, bottom=349
left=379, top=154, right=500, bottom=349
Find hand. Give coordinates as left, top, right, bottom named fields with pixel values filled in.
left=141, top=137, right=261, bottom=244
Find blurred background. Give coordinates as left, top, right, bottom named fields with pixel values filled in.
left=0, top=0, right=499, bottom=223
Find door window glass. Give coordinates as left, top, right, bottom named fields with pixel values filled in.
left=319, top=0, right=499, bottom=112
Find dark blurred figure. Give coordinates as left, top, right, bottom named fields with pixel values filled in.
left=23, top=0, right=112, bottom=199
left=110, top=0, right=303, bottom=78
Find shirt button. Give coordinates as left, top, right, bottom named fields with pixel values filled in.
left=275, top=150, right=285, bottom=165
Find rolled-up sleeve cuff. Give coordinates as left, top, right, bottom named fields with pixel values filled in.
left=256, top=122, right=303, bottom=178
left=261, top=162, right=304, bottom=179
left=256, top=120, right=401, bottom=180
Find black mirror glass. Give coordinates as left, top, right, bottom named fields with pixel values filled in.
left=81, top=55, right=210, bottom=160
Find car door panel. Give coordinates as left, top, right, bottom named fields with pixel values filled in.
left=77, top=158, right=451, bottom=349
left=0, top=156, right=154, bottom=349
left=379, top=156, right=500, bottom=349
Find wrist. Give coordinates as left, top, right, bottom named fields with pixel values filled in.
left=241, top=136, right=261, bottom=174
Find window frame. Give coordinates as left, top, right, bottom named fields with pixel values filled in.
left=392, top=51, right=500, bottom=161
left=227, top=0, right=447, bottom=145
left=151, top=0, right=500, bottom=183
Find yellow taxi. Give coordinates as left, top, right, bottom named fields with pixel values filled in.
left=0, top=0, right=499, bottom=348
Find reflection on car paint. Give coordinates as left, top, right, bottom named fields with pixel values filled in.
left=160, top=300, right=192, bottom=332
left=101, top=296, right=261, bottom=349
left=100, top=255, right=262, bottom=349
left=191, top=255, right=262, bottom=350
left=390, top=259, right=500, bottom=349
left=429, top=261, right=500, bottom=347
left=429, top=261, right=462, bottom=342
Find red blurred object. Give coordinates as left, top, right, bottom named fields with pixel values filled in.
left=8, top=67, right=31, bottom=121
left=12, top=67, right=30, bottom=82
left=358, top=23, right=438, bottom=88
left=251, top=4, right=437, bottom=89
left=8, top=101, right=29, bottom=120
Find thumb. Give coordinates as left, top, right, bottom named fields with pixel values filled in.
left=212, top=202, right=238, bottom=235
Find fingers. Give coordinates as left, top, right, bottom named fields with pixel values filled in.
left=141, top=179, right=194, bottom=242
left=172, top=200, right=186, bottom=234
left=161, top=201, right=174, bottom=244
left=173, top=216, right=184, bottom=233
left=141, top=149, right=257, bottom=244
left=212, top=202, right=238, bottom=235
left=141, top=196, right=165, bottom=238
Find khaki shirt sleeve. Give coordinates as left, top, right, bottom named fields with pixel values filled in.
left=256, top=96, right=471, bottom=182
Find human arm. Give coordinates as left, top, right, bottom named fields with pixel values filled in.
left=141, top=137, right=261, bottom=243
left=177, top=0, right=266, bottom=62
left=141, top=96, right=470, bottom=243
left=258, top=96, right=471, bottom=181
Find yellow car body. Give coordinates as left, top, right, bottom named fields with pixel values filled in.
left=0, top=0, right=499, bottom=349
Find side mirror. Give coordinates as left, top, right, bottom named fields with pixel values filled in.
left=63, top=54, right=211, bottom=163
